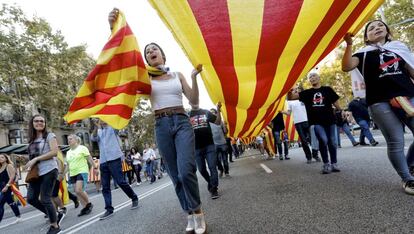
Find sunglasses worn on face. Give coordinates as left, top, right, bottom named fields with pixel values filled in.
left=33, top=119, right=45, bottom=123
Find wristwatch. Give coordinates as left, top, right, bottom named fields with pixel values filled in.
left=6, top=183, right=10, bottom=187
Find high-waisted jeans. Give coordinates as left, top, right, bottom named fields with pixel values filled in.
left=155, top=114, right=201, bottom=212
left=369, top=101, right=414, bottom=182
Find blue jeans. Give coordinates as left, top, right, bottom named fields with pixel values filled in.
left=0, top=189, right=21, bottom=222
left=369, top=101, right=414, bottom=182
left=155, top=114, right=201, bottom=212
left=146, top=160, right=156, bottom=182
left=357, top=119, right=375, bottom=143
left=100, top=158, right=138, bottom=212
left=314, top=124, right=337, bottom=164
left=295, top=122, right=312, bottom=160
left=310, top=125, right=319, bottom=150
left=216, top=144, right=229, bottom=174
left=336, top=123, right=357, bottom=146
left=195, top=144, right=219, bottom=191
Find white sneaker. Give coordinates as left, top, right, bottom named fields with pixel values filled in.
left=402, top=181, right=414, bottom=195
left=185, top=214, right=194, bottom=233
left=193, top=212, right=207, bottom=234
left=136, top=182, right=141, bottom=186
left=13, top=217, right=22, bottom=224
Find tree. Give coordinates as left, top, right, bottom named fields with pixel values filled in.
left=127, top=99, right=155, bottom=152
left=0, top=3, right=95, bottom=127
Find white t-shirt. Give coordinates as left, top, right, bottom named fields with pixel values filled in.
left=287, top=100, right=308, bottom=124
left=142, top=148, right=155, bottom=161
left=131, top=153, right=141, bottom=165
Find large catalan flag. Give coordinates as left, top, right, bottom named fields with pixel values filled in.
left=261, top=126, right=276, bottom=156
left=64, top=11, right=151, bottom=129
left=148, top=0, right=383, bottom=137
left=284, top=114, right=299, bottom=142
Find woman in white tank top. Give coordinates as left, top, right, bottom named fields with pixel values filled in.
left=109, top=9, right=207, bottom=234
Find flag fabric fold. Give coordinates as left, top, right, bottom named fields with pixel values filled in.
left=64, top=11, right=150, bottom=129
left=10, top=184, right=27, bottom=207
left=148, top=0, right=384, bottom=137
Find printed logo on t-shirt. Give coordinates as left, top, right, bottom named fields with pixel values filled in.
left=190, top=114, right=209, bottom=130
left=312, top=92, right=325, bottom=107
left=379, top=51, right=402, bottom=78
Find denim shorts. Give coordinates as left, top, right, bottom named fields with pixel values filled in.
left=70, top=173, right=88, bottom=190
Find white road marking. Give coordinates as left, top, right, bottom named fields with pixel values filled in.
left=359, top=146, right=408, bottom=149
left=62, top=182, right=172, bottom=234
left=260, top=163, right=272, bottom=174
left=0, top=187, right=116, bottom=229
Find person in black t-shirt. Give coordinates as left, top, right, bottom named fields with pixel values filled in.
left=342, top=20, right=414, bottom=195
left=348, top=97, right=378, bottom=146
left=189, top=102, right=222, bottom=199
left=299, top=72, right=342, bottom=174
left=271, top=113, right=290, bottom=160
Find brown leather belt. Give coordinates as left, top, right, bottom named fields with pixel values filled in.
left=154, top=107, right=187, bottom=119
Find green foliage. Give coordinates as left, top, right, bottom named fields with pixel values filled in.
left=297, top=0, right=413, bottom=108
left=0, top=3, right=95, bottom=126
left=127, top=99, right=155, bottom=152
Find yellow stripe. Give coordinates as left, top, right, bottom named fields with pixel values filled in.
left=65, top=93, right=137, bottom=122
left=227, top=0, right=264, bottom=136
left=97, top=35, right=139, bottom=65
left=75, top=66, right=149, bottom=97
left=147, top=0, right=225, bottom=105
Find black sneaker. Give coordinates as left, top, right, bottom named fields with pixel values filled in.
left=210, top=188, right=220, bottom=200
left=370, top=141, right=379, bottom=146
left=279, top=155, right=283, bottom=160
left=57, top=211, right=66, bottom=226
left=284, top=156, right=290, bottom=160
left=352, top=142, right=360, bottom=147
left=360, top=142, right=369, bottom=146
left=99, top=210, right=114, bottom=220
left=402, top=180, right=414, bottom=195
left=131, top=198, right=139, bottom=210
left=78, top=203, right=93, bottom=216
left=74, top=199, right=80, bottom=209
left=47, top=225, right=61, bottom=234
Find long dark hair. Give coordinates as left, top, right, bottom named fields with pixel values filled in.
left=144, top=42, right=166, bottom=65
left=0, top=153, right=12, bottom=165
left=364, top=19, right=392, bottom=45
left=28, top=114, right=48, bottom=143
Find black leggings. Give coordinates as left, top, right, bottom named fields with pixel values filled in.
left=133, top=164, right=142, bottom=183
left=27, top=169, right=58, bottom=223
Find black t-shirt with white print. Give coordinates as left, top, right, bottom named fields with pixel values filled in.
left=189, top=109, right=217, bottom=149
left=353, top=49, right=414, bottom=106
left=299, top=86, right=339, bottom=126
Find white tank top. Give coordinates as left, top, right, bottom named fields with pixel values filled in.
left=150, top=72, right=183, bottom=111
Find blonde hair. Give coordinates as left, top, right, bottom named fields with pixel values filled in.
left=69, top=134, right=82, bottom=144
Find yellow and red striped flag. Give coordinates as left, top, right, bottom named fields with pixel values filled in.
left=148, top=0, right=383, bottom=137
left=261, top=126, right=275, bottom=156
left=10, top=184, right=27, bottom=207
left=284, top=114, right=299, bottom=142
left=64, top=11, right=150, bottom=129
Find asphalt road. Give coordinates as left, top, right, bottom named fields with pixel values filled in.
left=1, top=130, right=414, bottom=234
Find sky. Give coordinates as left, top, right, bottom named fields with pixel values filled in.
left=2, top=0, right=216, bottom=108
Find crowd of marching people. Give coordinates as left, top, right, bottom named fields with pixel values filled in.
left=0, top=9, right=413, bottom=234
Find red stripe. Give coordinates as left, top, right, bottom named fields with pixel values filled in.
left=86, top=51, right=146, bottom=81
left=285, top=115, right=291, bottom=136
left=379, top=57, right=401, bottom=69
left=95, top=104, right=133, bottom=119
left=188, top=0, right=238, bottom=136
left=103, top=24, right=134, bottom=50
left=289, top=120, right=296, bottom=141
left=238, top=0, right=304, bottom=136
left=278, top=0, right=358, bottom=98
left=68, top=81, right=150, bottom=111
